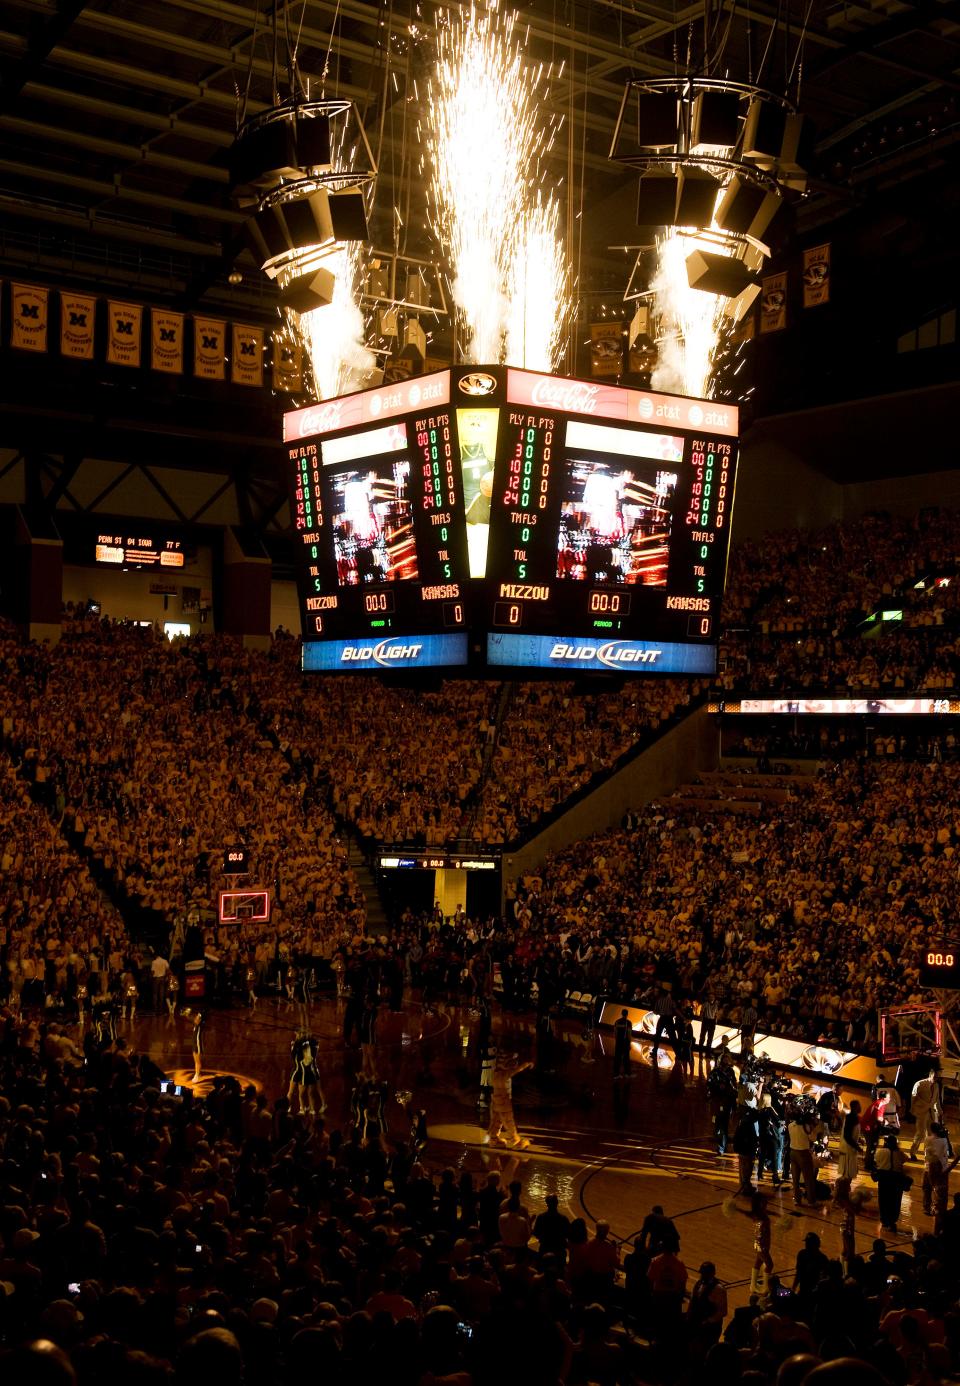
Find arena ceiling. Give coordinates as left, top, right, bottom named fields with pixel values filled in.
left=1, top=0, right=960, bottom=543
left=1, top=0, right=960, bottom=316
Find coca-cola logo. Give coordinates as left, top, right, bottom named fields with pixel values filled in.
left=297, top=401, right=343, bottom=438
left=530, top=378, right=600, bottom=413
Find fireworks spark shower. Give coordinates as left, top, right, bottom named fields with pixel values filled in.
left=426, top=0, right=567, bottom=367
left=651, top=230, right=732, bottom=400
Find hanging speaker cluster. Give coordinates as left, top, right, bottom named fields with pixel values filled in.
left=611, top=76, right=814, bottom=298
left=229, top=98, right=377, bottom=313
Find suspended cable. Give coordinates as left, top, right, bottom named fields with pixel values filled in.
left=754, top=0, right=781, bottom=87
left=321, top=0, right=344, bottom=95
left=787, top=0, right=816, bottom=93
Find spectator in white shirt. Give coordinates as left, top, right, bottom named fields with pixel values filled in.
left=922, top=1122, right=954, bottom=1231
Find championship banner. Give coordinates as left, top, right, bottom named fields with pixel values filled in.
left=10, top=283, right=48, bottom=353
left=802, top=243, right=831, bottom=308
left=733, top=309, right=757, bottom=344
left=759, top=272, right=788, bottom=334
left=60, top=292, right=96, bottom=360
left=627, top=304, right=656, bottom=374
left=231, top=323, right=264, bottom=386
left=106, top=300, right=143, bottom=367
left=150, top=308, right=184, bottom=374
left=590, top=321, right=622, bottom=376
left=193, top=316, right=225, bottom=380
left=273, top=335, right=304, bottom=392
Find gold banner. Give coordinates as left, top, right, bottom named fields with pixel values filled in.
left=194, top=316, right=225, bottom=380
left=231, top=323, right=264, bottom=387
left=106, top=300, right=143, bottom=367
left=273, top=336, right=303, bottom=393
left=734, top=309, right=757, bottom=343
left=759, top=272, right=788, bottom=334
left=151, top=308, right=185, bottom=374
left=802, top=243, right=831, bottom=308
left=60, top=292, right=96, bottom=360
left=11, top=283, right=48, bottom=353
left=590, top=321, right=622, bottom=377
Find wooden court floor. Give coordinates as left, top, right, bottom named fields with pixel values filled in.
left=115, top=994, right=938, bottom=1311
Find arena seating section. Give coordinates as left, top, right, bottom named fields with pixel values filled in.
left=2, top=508, right=960, bottom=1383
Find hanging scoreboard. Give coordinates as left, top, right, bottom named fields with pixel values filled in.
left=284, top=367, right=739, bottom=674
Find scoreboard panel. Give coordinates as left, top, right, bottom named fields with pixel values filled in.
left=284, top=367, right=739, bottom=674
left=285, top=374, right=471, bottom=671
left=485, top=369, right=737, bottom=674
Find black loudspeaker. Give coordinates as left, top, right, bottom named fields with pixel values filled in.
left=675, top=167, right=719, bottom=227
left=280, top=266, right=336, bottom=313
left=230, top=114, right=331, bottom=196
left=328, top=189, right=369, bottom=241
left=741, top=99, right=788, bottom=167
left=295, top=115, right=333, bottom=170
left=693, top=91, right=741, bottom=148
left=714, top=176, right=782, bottom=242
left=779, top=114, right=815, bottom=174
left=636, top=92, right=679, bottom=149
left=283, top=191, right=334, bottom=250
left=636, top=172, right=679, bottom=226
left=686, top=249, right=756, bottom=297
left=244, top=203, right=291, bottom=266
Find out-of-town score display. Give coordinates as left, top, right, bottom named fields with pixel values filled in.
left=283, top=367, right=739, bottom=674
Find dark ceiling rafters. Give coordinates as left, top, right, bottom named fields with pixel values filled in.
left=0, top=0, right=958, bottom=308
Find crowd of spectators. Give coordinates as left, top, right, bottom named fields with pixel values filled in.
left=512, top=755, right=960, bottom=1038
left=0, top=621, right=364, bottom=972
left=718, top=507, right=960, bottom=691
left=6, top=993, right=960, bottom=1386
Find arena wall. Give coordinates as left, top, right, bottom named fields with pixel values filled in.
left=501, top=703, right=718, bottom=894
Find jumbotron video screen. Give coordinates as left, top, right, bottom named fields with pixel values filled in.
left=284, top=367, right=739, bottom=674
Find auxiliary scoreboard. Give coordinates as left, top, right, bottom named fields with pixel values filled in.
left=284, top=366, right=739, bottom=674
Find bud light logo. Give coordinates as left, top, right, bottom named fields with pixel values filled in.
left=549, top=641, right=662, bottom=668
left=486, top=632, right=716, bottom=675
left=303, top=633, right=467, bottom=673
left=341, top=640, right=424, bottom=667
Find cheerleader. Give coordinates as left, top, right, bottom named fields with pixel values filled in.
left=190, top=1009, right=205, bottom=1083
left=76, top=979, right=89, bottom=1028
left=288, top=1032, right=325, bottom=1117
left=726, top=1191, right=774, bottom=1295
left=123, top=971, right=139, bottom=1022
left=359, top=998, right=378, bottom=1081
left=332, top=951, right=346, bottom=1001
left=352, top=1078, right=389, bottom=1146
left=94, top=991, right=116, bottom=1046
left=166, top=971, right=180, bottom=1018
left=284, top=965, right=299, bottom=1006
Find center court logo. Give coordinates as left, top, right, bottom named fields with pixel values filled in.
left=341, top=640, right=424, bottom=666
left=549, top=641, right=662, bottom=668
